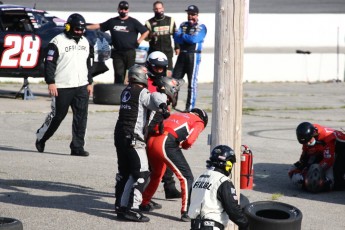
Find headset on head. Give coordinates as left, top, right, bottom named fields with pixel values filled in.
left=65, top=23, right=70, bottom=32
left=225, top=160, right=233, bottom=172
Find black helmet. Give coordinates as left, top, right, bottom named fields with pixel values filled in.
left=296, top=122, right=317, bottom=144
left=190, top=108, right=208, bottom=127
left=65, top=13, right=86, bottom=39
left=155, top=77, right=183, bottom=105
left=128, top=64, right=148, bottom=86
left=146, top=51, right=168, bottom=78
left=207, top=145, right=236, bottom=176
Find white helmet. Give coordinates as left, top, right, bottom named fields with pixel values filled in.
left=146, top=51, right=168, bottom=78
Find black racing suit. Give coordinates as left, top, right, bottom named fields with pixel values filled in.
left=145, top=15, right=180, bottom=70
left=114, top=84, right=167, bottom=211
left=100, top=16, right=148, bottom=84
left=36, top=32, right=93, bottom=152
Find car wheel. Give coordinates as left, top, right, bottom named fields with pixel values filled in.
left=93, top=83, right=126, bottom=105
left=0, top=217, right=23, bottom=230
left=244, top=201, right=303, bottom=230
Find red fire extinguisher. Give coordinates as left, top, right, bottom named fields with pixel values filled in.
left=240, top=144, right=254, bottom=189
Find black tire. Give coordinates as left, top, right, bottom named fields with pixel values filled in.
left=244, top=201, right=303, bottom=230
left=240, top=194, right=250, bottom=210
left=0, top=217, right=23, bottom=230
left=93, top=83, right=126, bottom=105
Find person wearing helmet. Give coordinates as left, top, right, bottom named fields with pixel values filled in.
left=188, top=145, right=249, bottom=230
left=140, top=108, right=207, bottom=222
left=87, top=1, right=149, bottom=84
left=288, top=121, right=343, bottom=192
left=145, top=1, right=180, bottom=77
left=114, top=64, right=170, bottom=222
left=145, top=51, right=184, bottom=200
left=146, top=51, right=169, bottom=92
left=146, top=76, right=184, bottom=200
left=35, top=13, right=93, bottom=157
left=172, top=5, right=207, bottom=112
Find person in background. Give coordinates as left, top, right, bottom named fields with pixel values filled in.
left=145, top=1, right=180, bottom=77
left=141, top=108, right=208, bottom=222
left=87, top=1, right=149, bottom=84
left=172, top=5, right=207, bottom=111
left=35, top=13, right=93, bottom=157
left=188, top=145, right=249, bottom=230
left=114, top=64, right=170, bottom=222
left=288, top=122, right=345, bottom=193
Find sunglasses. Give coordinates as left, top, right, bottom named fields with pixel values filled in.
left=119, top=7, right=128, bottom=10
left=187, top=13, right=198, bottom=16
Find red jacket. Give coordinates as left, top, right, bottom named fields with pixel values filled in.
left=300, top=124, right=344, bottom=170
left=147, top=77, right=156, bottom=93
left=163, top=112, right=205, bottom=149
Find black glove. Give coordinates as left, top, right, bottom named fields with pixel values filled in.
left=159, top=103, right=170, bottom=119
left=294, top=161, right=305, bottom=170
left=158, top=121, right=164, bottom=134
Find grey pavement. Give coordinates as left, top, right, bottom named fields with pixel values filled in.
left=0, top=81, right=345, bottom=230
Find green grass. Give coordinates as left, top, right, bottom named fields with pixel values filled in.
left=271, top=193, right=283, bottom=200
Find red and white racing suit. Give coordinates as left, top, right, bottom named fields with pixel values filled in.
left=289, top=124, right=345, bottom=190
left=142, top=112, right=205, bottom=214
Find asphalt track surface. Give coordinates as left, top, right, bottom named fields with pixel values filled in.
left=1, top=1, right=345, bottom=230
left=8, top=0, right=345, bottom=13
left=1, top=82, right=345, bottom=230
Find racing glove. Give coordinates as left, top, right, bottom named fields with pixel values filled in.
left=291, top=173, right=304, bottom=188
left=159, top=103, right=170, bottom=119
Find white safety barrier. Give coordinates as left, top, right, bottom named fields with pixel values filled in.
left=2, top=12, right=345, bottom=83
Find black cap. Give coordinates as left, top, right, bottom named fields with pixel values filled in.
left=185, top=5, right=199, bottom=14
left=118, top=1, right=129, bottom=9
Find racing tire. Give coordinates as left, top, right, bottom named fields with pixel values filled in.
left=0, top=217, right=23, bottom=230
left=244, top=201, right=303, bottom=230
left=93, top=83, right=126, bottom=105
left=240, top=194, right=250, bottom=210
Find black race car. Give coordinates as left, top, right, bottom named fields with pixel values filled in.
left=0, top=4, right=111, bottom=79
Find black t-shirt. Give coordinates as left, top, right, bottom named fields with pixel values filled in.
left=100, top=16, right=147, bottom=51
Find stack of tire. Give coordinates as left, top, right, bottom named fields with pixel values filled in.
left=0, top=217, right=23, bottom=230
left=92, top=47, right=148, bottom=105
left=93, top=84, right=126, bottom=105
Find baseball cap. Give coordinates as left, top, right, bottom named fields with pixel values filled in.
left=118, top=1, right=129, bottom=9
left=185, top=5, right=199, bottom=14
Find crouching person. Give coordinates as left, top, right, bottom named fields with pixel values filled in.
left=289, top=122, right=337, bottom=192
left=188, top=145, right=249, bottom=230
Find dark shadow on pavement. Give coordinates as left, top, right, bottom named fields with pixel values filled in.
left=0, top=179, right=115, bottom=220
left=0, top=145, right=70, bottom=156
left=252, top=163, right=345, bottom=205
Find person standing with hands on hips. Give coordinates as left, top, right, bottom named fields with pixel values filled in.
left=35, top=13, right=93, bottom=157
left=145, top=1, right=180, bottom=77
left=172, top=5, right=207, bottom=111
left=87, top=1, right=149, bottom=84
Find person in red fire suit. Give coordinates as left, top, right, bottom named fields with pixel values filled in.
left=288, top=122, right=345, bottom=192
left=141, top=108, right=208, bottom=222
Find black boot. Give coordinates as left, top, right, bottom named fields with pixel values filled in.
left=164, top=183, right=181, bottom=199
left=162, top=168, right=182, bottom=199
